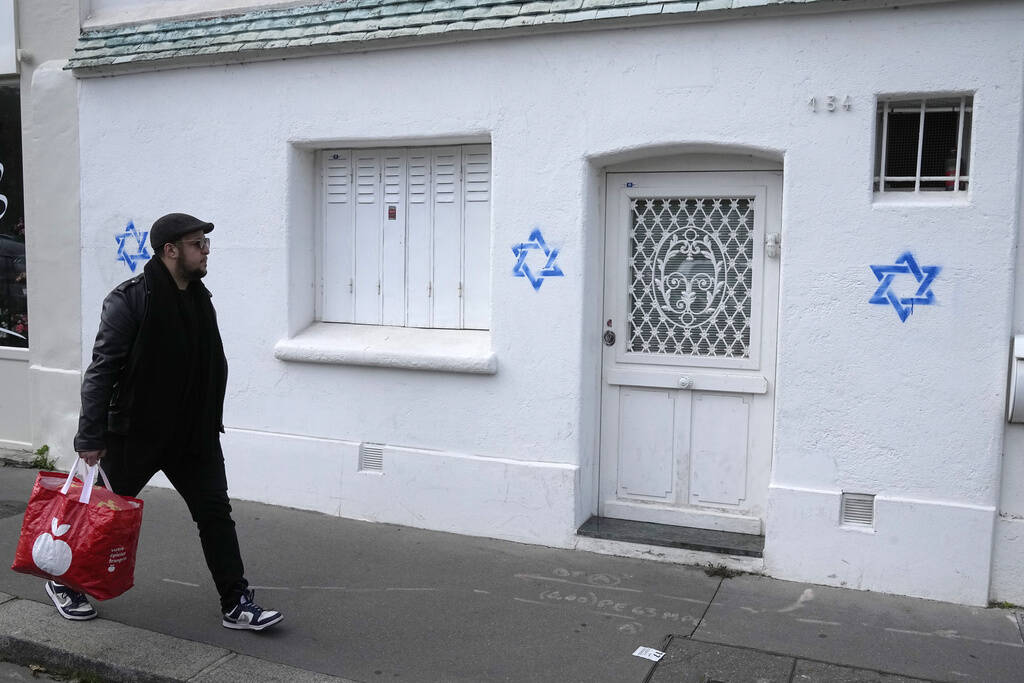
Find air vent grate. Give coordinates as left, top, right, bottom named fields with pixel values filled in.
left=359, top=443, right=384, bottom=472
left=840, top=493, right=875, bottom=528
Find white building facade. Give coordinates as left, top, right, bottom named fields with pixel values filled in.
left=0, top=0, right=83, bottom=458
left=53, top=0, right=1024, bottom=607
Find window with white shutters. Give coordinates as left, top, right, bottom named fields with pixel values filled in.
left=319, top=145, right=491, bottom=330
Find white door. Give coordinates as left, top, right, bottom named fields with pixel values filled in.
left=599, top=171, right=782, bottom=535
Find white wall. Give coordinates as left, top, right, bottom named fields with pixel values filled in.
left=18, top=0, right=83, bottom=466
left=0, top=1, right=83, bottom=458
left=76, top=1, right=1024, bottom=604
left=0, top=348, right=29, bottom=448
left=994, top=108, right=1024, bottom=605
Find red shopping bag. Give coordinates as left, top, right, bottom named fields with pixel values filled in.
left=11, top=461, right=143, bottom=600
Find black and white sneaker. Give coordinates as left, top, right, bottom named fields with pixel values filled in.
left=45, top=580, right=97, bottom=621
left=222, top=589, right=283, bottom=631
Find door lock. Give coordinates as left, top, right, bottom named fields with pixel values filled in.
left=603, top=330, right=616, bottom=346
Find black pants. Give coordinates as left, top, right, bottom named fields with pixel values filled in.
left=101, top=434, right=248, bottom=612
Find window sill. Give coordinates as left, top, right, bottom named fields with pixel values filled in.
left=274, top=322, right=497, bottom=375
left=0, top=346, right=29, bottom=361
left=872, top=192, right=970, bottom=208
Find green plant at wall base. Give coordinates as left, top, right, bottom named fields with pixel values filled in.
left=989, top=600, right=1022, bottom=610
left=30, top=444, right=56, bottom=470
left=703, top=563, right=742, bottom=579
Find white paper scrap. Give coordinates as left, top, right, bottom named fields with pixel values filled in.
left=632, top=646, right=665, bottom=662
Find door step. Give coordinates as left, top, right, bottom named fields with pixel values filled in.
left=576, top=516, right=764, bottom=558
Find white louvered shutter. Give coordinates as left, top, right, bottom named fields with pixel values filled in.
left=321, top=151, right=355, bottom=323
left=431, top=147, right=462, bottom=328
left=462, top=145, right=491, bottom=330
left=382, top=151, right=407, bottom=326
left=354, top=151, right=382, bottom=324
left=320, top=145, right=491, bottom=330
left=406, top=151, right=432, bottom=327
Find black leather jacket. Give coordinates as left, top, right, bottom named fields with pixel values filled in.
left=74, top=273, right=149, bottom=452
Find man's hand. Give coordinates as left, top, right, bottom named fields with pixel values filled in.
left=78, top=450, right=106, bottom=467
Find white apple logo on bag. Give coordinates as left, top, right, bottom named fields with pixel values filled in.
left=31, top=518, right=73, bottom=576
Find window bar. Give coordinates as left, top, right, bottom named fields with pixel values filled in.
left=954, top=95, right=966, bottom=191
left=914, top=99, right=926, bottom=193
left=879, top=100, right=889, bottom=192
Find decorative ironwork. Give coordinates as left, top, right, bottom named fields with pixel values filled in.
left=628, top=197, right=754, bottom=358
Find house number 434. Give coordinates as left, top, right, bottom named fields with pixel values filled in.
left=809, top=95, right=852, bottom=112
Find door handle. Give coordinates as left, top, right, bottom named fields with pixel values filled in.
left=603, top=330, right=616, bottom=346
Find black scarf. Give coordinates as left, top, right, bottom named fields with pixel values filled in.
left=133, top=257, right=227, bottom=455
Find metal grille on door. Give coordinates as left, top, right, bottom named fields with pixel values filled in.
left=628, top=197, right=754, bottom=358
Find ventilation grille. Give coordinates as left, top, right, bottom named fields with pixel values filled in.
left=324, top=152, right=350, bottom=204
left=408, top=155, right=428, bottom=204
left=840, top=493, right=875, bottom=528
left=434, top=152, right=457, bottom=203
left=356, top=155, right=378, bottom=204
left=464, top=149, right=491, bottom=202
left=358, top=442, right=385, bottom=472
left=384, top=155, right=404, bottom=204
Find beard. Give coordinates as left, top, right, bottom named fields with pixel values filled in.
left=174, top=253, right=207, bottom=282
left=184, top=265, right=208, bottom=281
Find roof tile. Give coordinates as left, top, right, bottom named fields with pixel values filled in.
left=696, top=0, right=733, bottom=9
left=462, top=5, right=520, bottom=19
left=562, top=9, right=599, bottom=22
left=592, top=6, right=631, bottom=19
left=69, top=0, right=834, bottom=72
left=470, top=17, right=508, bottom=28
left=661, top=1, right=699, bottom=12
left=627, top=4, right=664, bottom=15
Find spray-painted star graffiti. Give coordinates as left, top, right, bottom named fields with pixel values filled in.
left=116, top=220, right=150, bottom=273
left=869, top=252, right=940, bottom=322
left=512, top=228, right=564, bottom=291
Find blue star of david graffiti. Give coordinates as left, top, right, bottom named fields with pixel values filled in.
left=116, top=220, right=150, bottom=273
left=869, top=252, right=941, bottom=323
left=512, top=228, right=564, bottom=291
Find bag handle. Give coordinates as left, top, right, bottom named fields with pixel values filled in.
left=60, top=459, right=114, bottom=505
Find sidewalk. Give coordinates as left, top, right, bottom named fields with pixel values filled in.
left=1, top=461, right=1022, bottom=682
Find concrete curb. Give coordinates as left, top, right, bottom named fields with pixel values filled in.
left=0, top=593, right=357, bottom=683
left=0, top=449, right=35, bottom=468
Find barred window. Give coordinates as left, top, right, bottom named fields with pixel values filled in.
left=874, top=95, right=972, bottom=194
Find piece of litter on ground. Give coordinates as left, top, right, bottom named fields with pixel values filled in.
left=632, top=646, right=665, bottom=662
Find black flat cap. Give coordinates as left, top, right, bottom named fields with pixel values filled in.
left=150, top=213, right=214, bottom=251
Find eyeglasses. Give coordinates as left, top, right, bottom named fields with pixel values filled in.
left=177, top=237, right=211, bottom=250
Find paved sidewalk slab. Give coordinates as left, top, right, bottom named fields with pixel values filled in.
left=0, top=450, right=33, bottom=468
left=694, top=575, right=1024, bottom=682
left=0, top=661, right=65, bottom=681
left=792, top=659, right=931, bottom=682
left=0, top=598, right=354, bottom=683
left=0, top=465, right=721, bottom=683
left=648, top=638, right=939, bottom=682
left=0, top=598, right=227, bottom=682
left=649, top=638, right=794, bottom=682
left=191, top=653, right=349, bottom=683
left=3, top=465, right=1022, bottom=683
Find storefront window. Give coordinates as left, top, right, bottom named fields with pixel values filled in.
left=0, top=82, right=25, bottom=348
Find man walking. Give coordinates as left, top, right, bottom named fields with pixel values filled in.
left=48, top=213, right=282, bottom=631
